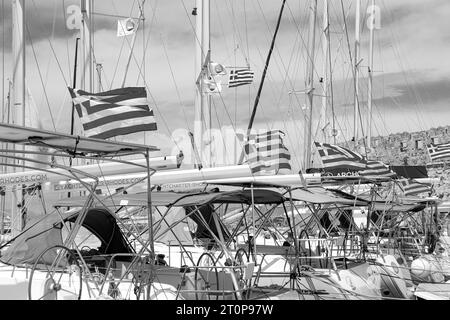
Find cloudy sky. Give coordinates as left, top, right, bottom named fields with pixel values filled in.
left=1, top=0, right=450, bottom=170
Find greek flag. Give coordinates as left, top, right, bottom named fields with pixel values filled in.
left=68, top=87, right=157, bottom=140
left=228, top=68, right=254, bottom=88
left=314, top=142, right=396, bottom=178
left=399, top=178, right=431, bottom=196
left=427, top=142, right=450, bottom=162
left=244, top=130, right=291, bottom=175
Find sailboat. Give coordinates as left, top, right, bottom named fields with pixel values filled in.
left=0, top=0, right=447, bottom=300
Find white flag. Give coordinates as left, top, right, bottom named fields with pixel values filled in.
left=203, top=76, right=222, bottom=94
left=117, top=18, right=137, bottom=37
left=209, top=62, right=227, bottom=76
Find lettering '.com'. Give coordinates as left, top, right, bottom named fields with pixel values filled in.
left=54, top=177, right=144, bottom=191
left=0, top=174, right=48, bottom=186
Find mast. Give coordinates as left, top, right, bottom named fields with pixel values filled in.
left=304, top=0, right=317, bottom=169
left=367, top=0, right=375, bottom=149
left=70, top=38, right=80, bottom=137
left=194, top=0, right=211, bottom=168
left=11, top=0, right=25, bottom=236
left=320, top=0, right=329, bottom=143
left=0, top=0, right=4, bottom=234
left=80, top=0, right=93, bottom=92
left=237, top=0, right=287, bottom=165
left=203, top=0, right=211, bottom=167
left=353, top=0, right=361, bottom=145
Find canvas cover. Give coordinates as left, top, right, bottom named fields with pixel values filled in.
left=0, top=208, right=132, bottom=266
left=54, top=189, right=287, bottom=208
left=153, top=206, right=194, bottom=245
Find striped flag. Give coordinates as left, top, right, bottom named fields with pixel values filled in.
left=399, top=178, right=431, bottom=196
left=427, top=143, right=450, bottom=162
left=228, top=68, right=254, bottom=88
left=244, top=130, right=291, bottom=175
left=68, top=87, right=157, bottom=140
left=314, top=142, right=396, bottom=178
left=359, top=160, right=396, bottom=178
left=314, top=142, right=366, bottom=170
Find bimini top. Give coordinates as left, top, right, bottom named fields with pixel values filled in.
left=371, top=202, right=427, bottom=213
left=0, top=123, right=158, bottom=156
left=54, top=187, right=369, bottom=208
left=54, top=189, right=288, bottom=208
left=288, top=187, right=368, bottom=206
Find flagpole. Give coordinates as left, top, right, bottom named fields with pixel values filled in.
left=238, top=0, right=287, bottom=164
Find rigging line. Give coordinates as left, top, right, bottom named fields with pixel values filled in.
left=29, top=0, right=69, bottom=86
left=252, top=46, right=303, bottom=171
left=109, top=38, right=126, bottom=90
left=210, top=99, right=231, bottom=163
left=243, top=0, right=250, bottom=66
left=283, top=1, right=327, bottom=94
left=94, top=159, right=116, bottom=208
left=25, top=23, right=56, bottom=131
left=233, top=2, right=237, bottom=127
left=160, top=33, right=192, bottom=133
left=325, top=1, right=351, bottom=144
left=134, top=0, right=159, bottom=87
left=1, top=0, right=4, bottom=122
left=222, top=0, right=249, bottom=65
left=358, top=66, right=415, bottom=137
left=273, top=25, right=301, bottom=117
left=106, top=6, right=187, bottom=150
left=109, top=0, right=138, bottom=89
left=328, top=26, right=337, bottom=145
left=329, top=1, right=356, bottom=146
left=179, top=0, right=211, bottom=72
left=141, top=0, right=145, bottom=86
left=162, top=5, right=240, bottom=142
left=100, top=66, right=111, bottom=90
left=380, top=0, right=428, bottom=131
left=38, top=0, right=58, bottom=110
left=340, top=0, right=368, bottom=157
left=212, top=0, right=236, bottom=122
left=266, top=32, right=304, bottom=170
left=281, top=3, right=331, bottom=128
left=111, top=40, right=183, bottom=151
left=357, top=73, right=392, bottom=137
left=376, top=29, right=390, bottom=136
left=243, top=0, right=253, bottom=116
left=117, top=0, right=142, bottom=88
left=251, top=0, right=304, bottom=127
left=318, top=20, right=350, bottom=147
left=62, top=0, right=72, bottom=84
